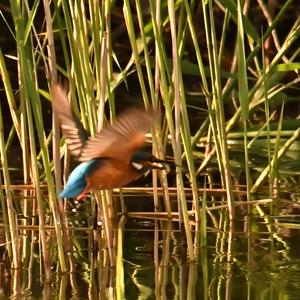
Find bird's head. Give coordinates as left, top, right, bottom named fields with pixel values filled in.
left=131, top=151, right=169, bottom=173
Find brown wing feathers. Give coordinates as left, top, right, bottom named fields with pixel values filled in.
left=52, top=84, right=89, bottom=157
left=79, top=107, right=154, bottom=161
left=52, top=84, right=155, bottom=161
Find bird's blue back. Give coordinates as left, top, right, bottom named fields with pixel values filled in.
left=59, top=160, right=97, bottom=198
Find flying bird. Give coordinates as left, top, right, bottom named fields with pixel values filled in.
left=52, top=84, right=167, bottom=200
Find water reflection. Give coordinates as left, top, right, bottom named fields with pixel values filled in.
left=2, top=191, right=300, bottom=299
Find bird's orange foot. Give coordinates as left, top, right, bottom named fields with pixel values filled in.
left=76, top=182, right=91, bottom=201
left=76, top=193, right=87, bottom=201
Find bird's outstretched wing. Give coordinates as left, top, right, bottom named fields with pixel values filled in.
left=52, top=84, right=156, bottom=162
left=79, top=107, right=155, bottom=162
left=52, top=84, right=89, bottom=157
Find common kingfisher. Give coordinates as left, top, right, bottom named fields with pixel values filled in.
left=52, top=84, right=167, bottom=200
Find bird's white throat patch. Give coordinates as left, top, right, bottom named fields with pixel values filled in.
left=131, top=162, right=144, bottom=170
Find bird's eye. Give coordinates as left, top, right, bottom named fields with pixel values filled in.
left=132, top=162, right=143, bottom=170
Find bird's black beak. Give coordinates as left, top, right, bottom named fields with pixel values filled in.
left=148, top=157, right=171, bottom=172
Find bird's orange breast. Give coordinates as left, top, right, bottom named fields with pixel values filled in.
left=86, top=159, right=141, bottom=190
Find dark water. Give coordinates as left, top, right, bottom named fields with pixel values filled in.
left=2, top=190, right=300, bottom=299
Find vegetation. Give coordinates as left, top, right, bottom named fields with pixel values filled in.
left=0, top=0, right=300, bottom=297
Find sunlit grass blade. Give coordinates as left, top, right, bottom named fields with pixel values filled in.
left=0, top=103, right=20, bottom=269
left=116, top=216, right=125, bottom=300
left=251, top=126, right=300, bottom=193
left=168, top=0, right=196, bottom=258
left=237, top=0, right=250, bottom=201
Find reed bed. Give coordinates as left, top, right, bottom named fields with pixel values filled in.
left=1, top=0, right=300, bottom=295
